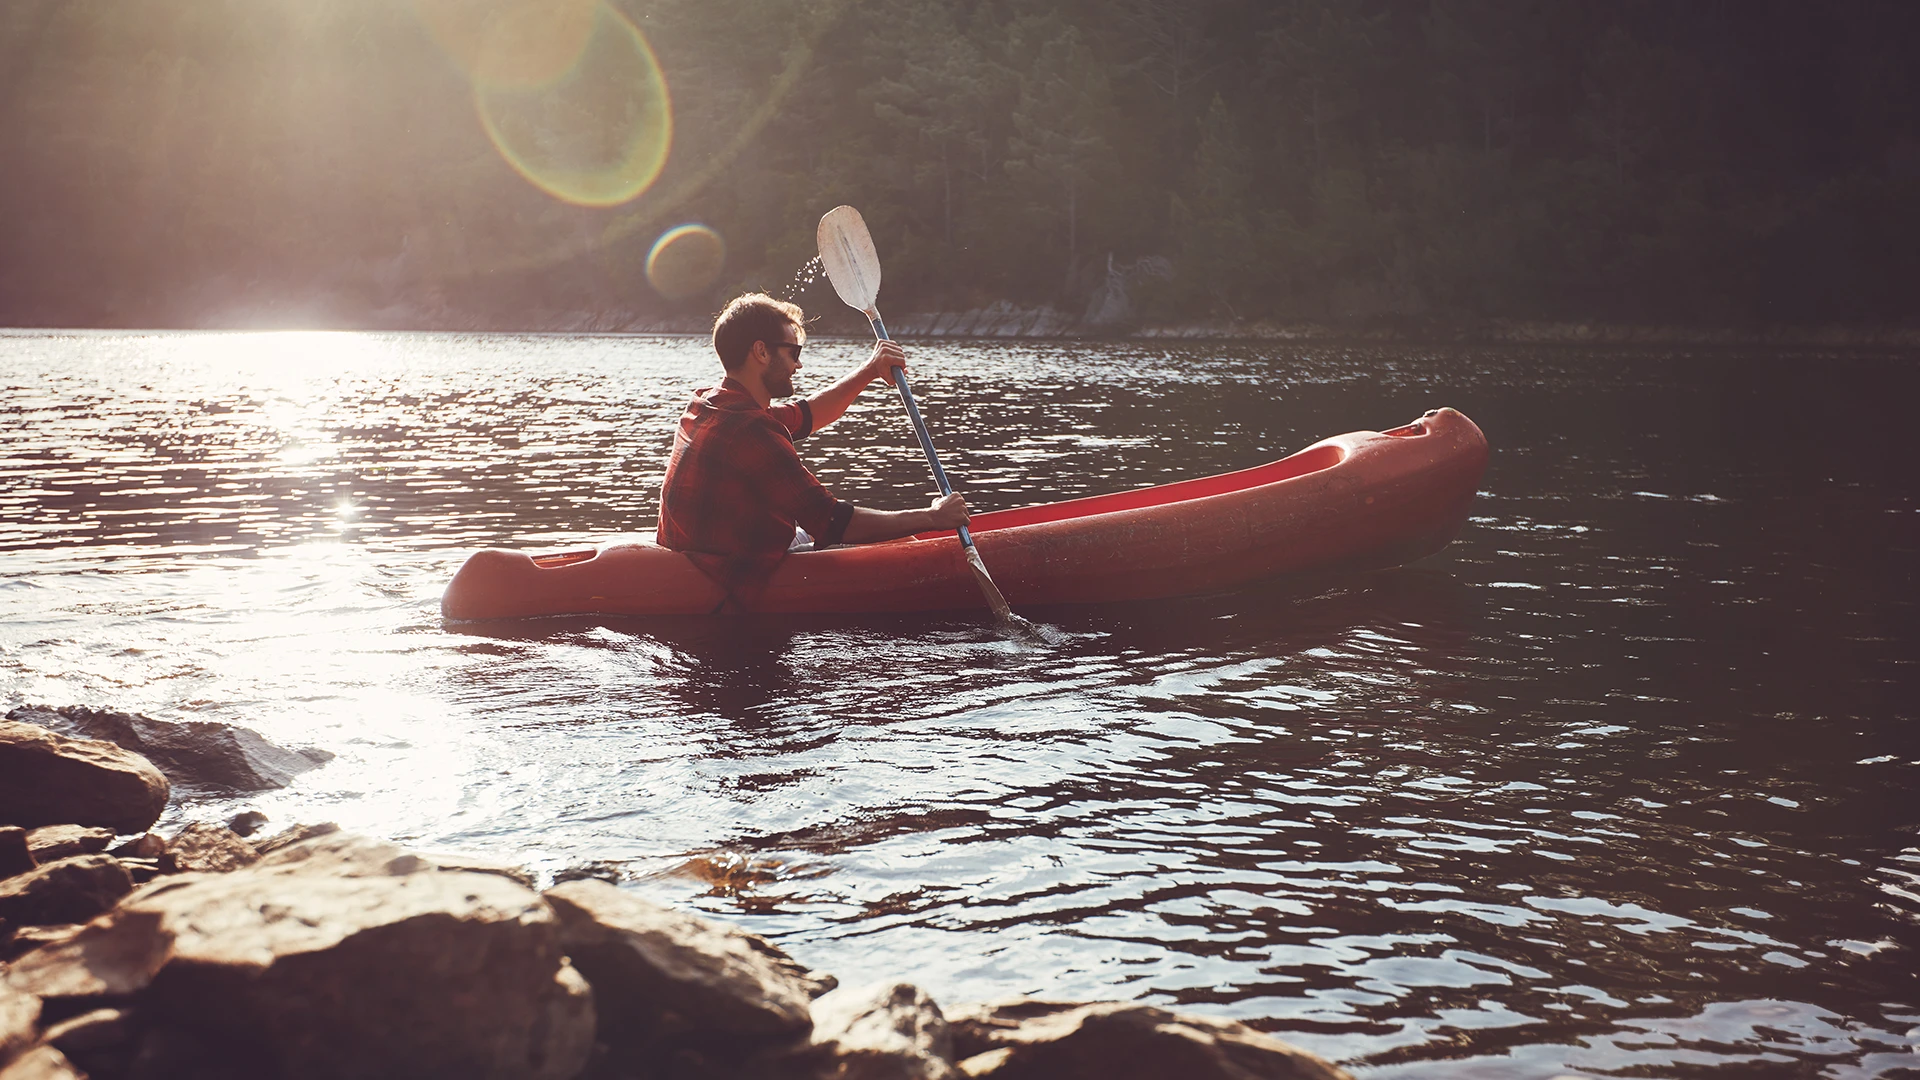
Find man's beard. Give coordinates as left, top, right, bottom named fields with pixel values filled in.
left=770, top=371, right=795, bottom=398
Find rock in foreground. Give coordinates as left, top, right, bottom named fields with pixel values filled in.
left=798, top=981, right=957, bottom=1080
left=164, top=823, right=257, bottom=874
left=545, top=878, right=829, bottom=1058
left=6, top=705, right=331, bottom=792
left=0, top=721, right=169, bottom=833
left=0, top=857, right=134, bottom=927
left=948, top=1000, right=1352, bottom=1080
left=0, top=829, right=1353, bottom=1080
left=3, top=911, right=170, bottom=1004
left=22, top=827, right=113, bottom=865
left=112, top=853, right=595, bottom=1080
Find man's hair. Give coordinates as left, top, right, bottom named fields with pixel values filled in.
left=711, top=293, right=804, bottom=372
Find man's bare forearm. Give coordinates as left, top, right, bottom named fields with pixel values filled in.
left=804, top=365, right=883, bottom=430
left=840, top=493, right=969, bottom=544
left=840, top=505, right=940, bottom=544
left=803, top=340, right=904, bottom=430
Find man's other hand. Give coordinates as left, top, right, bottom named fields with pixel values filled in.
left=928, top=492, right=969, bottom=530
left=863, top=339, right=907, bottom=385
left=841, top=493, right=972, bottom=544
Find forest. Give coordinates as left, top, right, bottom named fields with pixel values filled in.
left=0, top=0, right=1915, bottom=330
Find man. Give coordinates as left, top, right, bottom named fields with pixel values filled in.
left=657, top=292, right=970, bottom=611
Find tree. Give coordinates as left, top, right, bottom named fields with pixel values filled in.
left=1257, top=0, right=1386, bottom=177
left=1169, top=95, right=1257, bottom=315
left=1003, top=21, right=1122, bottom=295
left=1114, top=0, right=1225, bottom=105
left=864, top=0, right=1000, bottom=267
left=1422, top=0, right=1525, bottom=155
left=1578, top=24, right=1695, bottom=186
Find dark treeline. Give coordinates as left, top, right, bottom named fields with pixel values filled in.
left=2, top=0, right=1916, bottom=330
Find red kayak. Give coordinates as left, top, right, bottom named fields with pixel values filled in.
left=441, top=407, right=1488, bottom=619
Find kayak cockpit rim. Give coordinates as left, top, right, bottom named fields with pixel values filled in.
left=925, top=441, right=1348, bottom=538
left=519, top=439, right=1355, bottom=566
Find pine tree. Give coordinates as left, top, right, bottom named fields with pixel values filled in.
left=1169, top=95, right=1257, bottom=316
left=1257, top=0, right=1385, bottom=178
left=1003, top=21, right=1121, bottom=295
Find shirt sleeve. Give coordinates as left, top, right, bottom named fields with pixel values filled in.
left=748, top=416, right=851, bottom=546
left=768, top=400, right=815, bottom=441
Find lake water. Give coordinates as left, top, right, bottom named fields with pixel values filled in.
left=2, top=328, right=1916, bottom=1077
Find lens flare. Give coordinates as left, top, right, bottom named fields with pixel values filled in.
left=413, top=0, right=599, bottom=88
left=646, top=225, right=726, bottom=300
left=407, top=0, right=850, bottom=279
left=471, top=2, right=671, bottom=208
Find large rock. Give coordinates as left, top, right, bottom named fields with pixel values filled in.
left=246, top=831, right=531, bottom=888
left=3, top=909, right=172, bottom=1003
left=23, top=827, right=113, bottom=865
left=108, top=851, right=594, bottom=1079
left=544, top=878, right=829, bottom=1055
left=1, top=982, right=40, bottom=1068
left=250, top=822, right=340, bottom=855
left=0, top=856, right=134, bottom=927
left=166, top=823, right=258, bottom=874
left=254, top=830, right=469, bottom=880
left=0, top=721, right=169, bottom=833
left=0, top=830, right=30, bottom=881
left=6, top=705, right=332, bottom=792
left=946, top=1001, right=1353, bottom=1080
left=794, top=982, right=957, bottom=1080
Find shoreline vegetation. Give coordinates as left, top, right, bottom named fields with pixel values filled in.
left=9, top=315, right=1917, bottom=349
left=566, top=310, right=1920, bottom=347
left=1, top=705, right=1352, bottom=1080
left=2, top=3, right=1915, bottom=336
left=486, top=312, right=1920, bottom=348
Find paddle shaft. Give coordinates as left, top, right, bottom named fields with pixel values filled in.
left=866, top=311, right=975, bottom=550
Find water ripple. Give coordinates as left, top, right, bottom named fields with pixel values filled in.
left=3, top=330, right=1918, bottom=1075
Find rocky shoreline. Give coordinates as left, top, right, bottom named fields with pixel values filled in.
left=2, top=706, right=1351, bottom=1079
left=879, top=307, right=1920, bottom=345
left=360, top=304, right=1920, bottom=346
left=257, top=301, right=1920, bottom=346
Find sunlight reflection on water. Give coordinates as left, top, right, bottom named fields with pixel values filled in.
left=2, top=329, right=1917, bottom=1076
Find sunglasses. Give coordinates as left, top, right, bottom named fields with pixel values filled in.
left=765, top=340, right=803, bottom=360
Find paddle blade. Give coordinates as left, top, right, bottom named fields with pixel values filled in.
left=817, top=205, right=881, bottom=314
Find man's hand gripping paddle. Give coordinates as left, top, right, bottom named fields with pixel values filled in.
left=816, top=205, right=1015, bottom=622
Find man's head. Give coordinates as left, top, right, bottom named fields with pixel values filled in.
left=713, top=293, right=804, bottom=368
left=711, top=293, right=806, bottom=402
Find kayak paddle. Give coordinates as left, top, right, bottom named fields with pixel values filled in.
left=816, top=204, right=1014, bottom=622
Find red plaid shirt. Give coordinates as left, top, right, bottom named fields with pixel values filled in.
left=657, top=378, right=854, bottom=611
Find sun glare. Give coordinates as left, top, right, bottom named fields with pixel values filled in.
left=646, top=224, right=726, bottom=300
left=414, top=0, right=600, bottom=88
left=415, top=0, right=672, bottom=208
left=181, top=331, right=379, bottom=376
